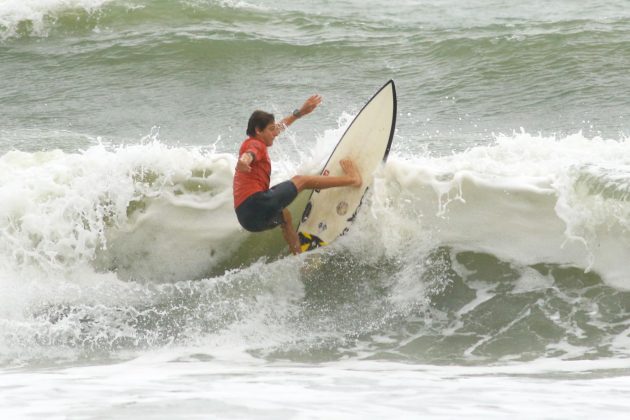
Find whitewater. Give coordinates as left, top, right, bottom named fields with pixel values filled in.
left=2, top=0, right=630, bottom=418
left=3, top=128, right=630, bottom=417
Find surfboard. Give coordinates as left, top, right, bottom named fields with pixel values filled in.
left=297, top=80, right=397, bottom=252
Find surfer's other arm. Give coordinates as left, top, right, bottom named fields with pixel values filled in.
left=276, top=94, right=322, bottom=132
left=236, top=151, right=255, bottom=173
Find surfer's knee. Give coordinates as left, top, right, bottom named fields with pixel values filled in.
left=291, top=175, right=306, bottom=192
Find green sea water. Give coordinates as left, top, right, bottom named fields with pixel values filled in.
left=2, top=0, right=629, bottom=152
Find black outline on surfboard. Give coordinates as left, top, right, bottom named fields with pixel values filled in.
left=298, top=80, right=397, bottom=231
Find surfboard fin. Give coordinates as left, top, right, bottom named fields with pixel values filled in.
left=298, top=231, right=327, bottom=252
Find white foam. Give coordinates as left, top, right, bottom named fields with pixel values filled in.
left=2, top=130, right=629, bottom=290
left=512, top=267, right=554, bottom=293
left=0, top=141, right=247, bottom=288
left=371, top=131, right=630, bottom=289
left=3, top=357, right=630, bottom=419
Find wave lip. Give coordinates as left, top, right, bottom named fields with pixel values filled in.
left=0, top=0, right=115, bottom=39
left=379, top=131, right=630, bottom=290
left=0, top=0, right=271, bottom=41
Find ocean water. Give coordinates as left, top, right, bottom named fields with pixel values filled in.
left=2, top=0, right=630, bottom=418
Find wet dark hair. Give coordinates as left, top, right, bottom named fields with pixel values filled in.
left=246, top=110, right=275, bottom=137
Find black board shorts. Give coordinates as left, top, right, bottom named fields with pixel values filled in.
left=235, top=180, right=298, bottom=232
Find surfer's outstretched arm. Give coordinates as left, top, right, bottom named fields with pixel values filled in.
left=276, top=95, right=322, bottom=132
left=291, top=159, right=362, bottom=193
left=281, top=208, right=301, bottom=255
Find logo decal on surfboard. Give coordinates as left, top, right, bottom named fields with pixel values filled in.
left=336, top=201, right=348, bottom=216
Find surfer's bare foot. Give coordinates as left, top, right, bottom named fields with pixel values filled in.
left=340, top=159, right=362, bottom=187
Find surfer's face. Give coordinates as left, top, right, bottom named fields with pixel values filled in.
left=256, top=122, right=278, bottom=146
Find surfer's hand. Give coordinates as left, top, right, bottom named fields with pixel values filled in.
left=299, top=95, right=322, bottom=117
left=236, top=154, right=252, bottom=172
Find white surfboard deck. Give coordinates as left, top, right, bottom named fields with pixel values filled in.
left=297, top=80, right=397, bottom=252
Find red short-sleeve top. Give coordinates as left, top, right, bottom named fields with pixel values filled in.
left=233, top=137, right=271, bottom=208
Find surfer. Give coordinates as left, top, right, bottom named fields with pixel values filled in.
left=234, top=95, right=362, bottom=255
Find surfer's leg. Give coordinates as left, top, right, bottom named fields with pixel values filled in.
left=235, top=181, right=298, bottom=232
left=291, top=159, right=362, bottom=193
left=280, top=208, right=301, bottom=255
